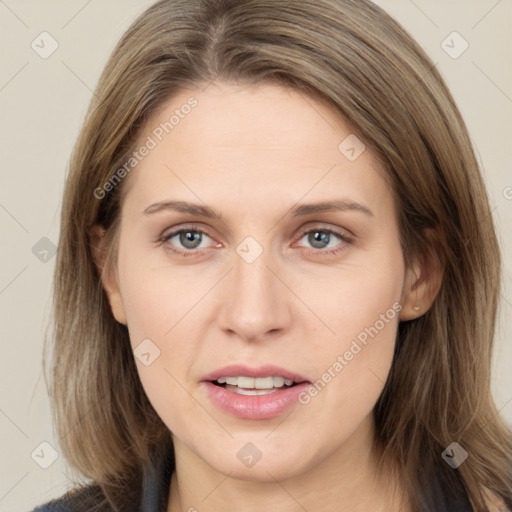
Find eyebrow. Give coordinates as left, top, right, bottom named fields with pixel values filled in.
left=142, top=199, right=374, bottom=219
left=291, top=200, right=373, bottom=217
left=143, top=200, right=223, bottom=219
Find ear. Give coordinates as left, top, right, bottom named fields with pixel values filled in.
left=400, top=229, right=445, bottom=321
left=89, top=225, right=127, bottom=325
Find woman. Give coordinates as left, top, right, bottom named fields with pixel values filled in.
left=34, top=0, right=512, bottom=510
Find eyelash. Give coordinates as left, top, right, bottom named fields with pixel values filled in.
left=156, top=225, right=354, bottom=258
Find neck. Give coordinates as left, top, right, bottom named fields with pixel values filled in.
left=167, top=414, right=411, bottom=512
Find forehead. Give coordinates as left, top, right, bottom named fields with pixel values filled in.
left=121, top=82, right=392, bottom=219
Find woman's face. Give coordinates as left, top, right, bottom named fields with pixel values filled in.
left=103, top=81, right=417, bottom=481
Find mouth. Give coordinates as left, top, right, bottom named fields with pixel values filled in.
left=201, top=364, right=311, bottom=419
left=210, top=375, right=300, bottom=396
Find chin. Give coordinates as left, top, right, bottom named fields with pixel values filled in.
left=199, top=437, right=318, bottom=483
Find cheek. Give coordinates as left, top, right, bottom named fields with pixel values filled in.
left=305, top=294, right=400, bottom=403
left=116, top=241, right=189, bottom=344
left=114, top=240, right=205, bottom=422
left=297, top=246, right=403, bottom=414
left=332, top=315, right=398, bottom=400
left=298, top=245, right=403, bottom=358
left=293, top=292, right=400, bottom=465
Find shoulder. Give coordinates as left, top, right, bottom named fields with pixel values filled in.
left=30, top=484, right=108, bottom=512
left=32, top=502, right=72, bottom=512
left=31, top=443, right=173, bottom=512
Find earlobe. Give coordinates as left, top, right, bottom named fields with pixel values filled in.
left=104, top=270, right=128, bottom=326
left=400, top=263, right=425, bottom=321
left=400, top=230, right=445, bottom=321
left=89, top=225, right=128, bottom=325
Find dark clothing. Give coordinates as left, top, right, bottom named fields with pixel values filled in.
left=31, top=445, right=173, bottom=512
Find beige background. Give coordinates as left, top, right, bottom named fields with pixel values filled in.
left=0, top=1, right=510, bottom=510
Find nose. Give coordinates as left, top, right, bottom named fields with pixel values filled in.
left=216, top=243, right=293, bottom=342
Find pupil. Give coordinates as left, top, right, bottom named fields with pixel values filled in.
left=181, top=231, right=201, bottom=249
left=309, top=231, right=329, bottom=249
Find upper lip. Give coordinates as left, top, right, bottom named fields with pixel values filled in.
left=202, top=364, right=310, bottom=383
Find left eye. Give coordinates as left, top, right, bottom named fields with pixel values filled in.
left=295, top=228, right=352, bottom=254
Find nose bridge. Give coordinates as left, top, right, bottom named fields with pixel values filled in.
left=217, top=238, right=291, bottom=340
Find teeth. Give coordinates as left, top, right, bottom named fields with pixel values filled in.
left=231, top=387, right=281, bottom=396
left=215, top=376, right=296, bottom=389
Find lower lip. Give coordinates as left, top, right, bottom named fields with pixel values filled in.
left=202, top=381, right=311, bottom=420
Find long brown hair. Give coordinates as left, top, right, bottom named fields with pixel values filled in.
left=45, top=0, right=512, bottom=509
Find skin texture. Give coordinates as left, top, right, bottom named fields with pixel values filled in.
left=97, top=82, right=441, bottom=511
